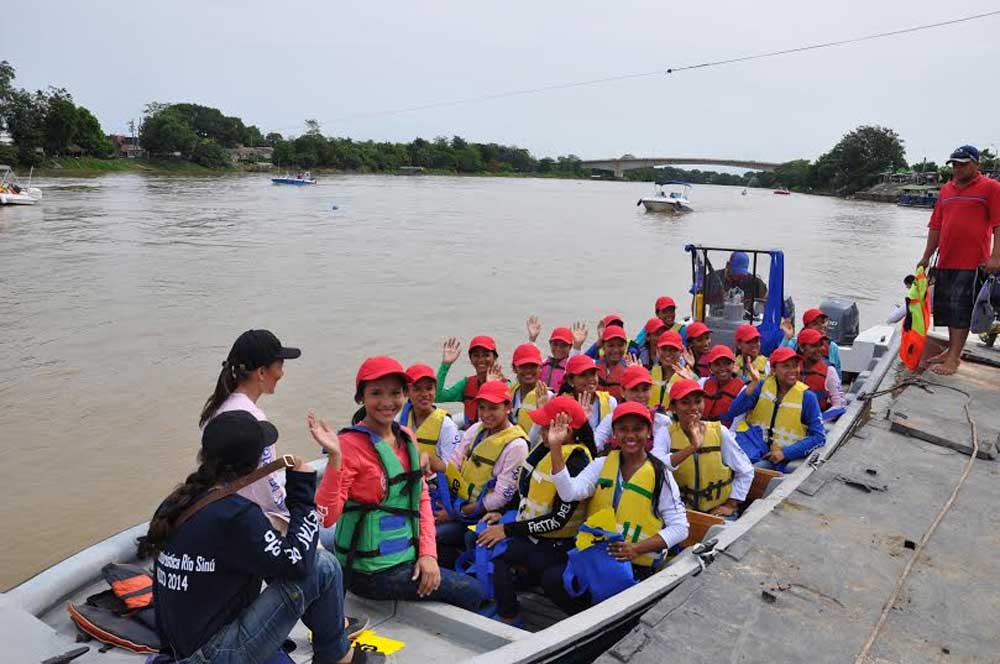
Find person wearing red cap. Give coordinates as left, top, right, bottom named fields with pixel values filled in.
left=437, top=381, right=529, bottom=568
left=684, top=321, right=713, bottom=378
left=734, top=324, right=769, bottom=382
left=596, top=325, right=629, bottom=400
left=649, top=330, right=688, bottom=412
left=198, top=329, right=302, bottom=522
left=544, top=403, right=688, bottom=613
left=797, top=329, right=845, bottom=412
left=312, top=357, right=484, bottom=611
left=475, top=396, right=597, bottom=626
left=633, top=296, right=688, bottom=351
left=780, top=308, right=842, bottom=378
left=583, top=314, right=641, bottom=361
left=723, top=346, right=826, bottom=471
left=559, top=354, right=617, bottom=429
left=526, top=316, right=589, bottom=392
left=637, top=317, right=668, bottom=368
left=436, top=335, right=499, bottom=427
left=594, top=364, right=670, bottom=457
left=398, top=364, right=462, bottom=469
left=700, top=345, right=749, bottom=422
left=659, top=379, right=753, bottom=518
left=508, top=343, right=554, bottom=436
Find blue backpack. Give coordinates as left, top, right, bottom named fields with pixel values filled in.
left=561, top=523, right=636, bottom=604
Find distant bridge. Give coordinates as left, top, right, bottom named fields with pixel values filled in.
left=580, top=156, right=782, bottom=178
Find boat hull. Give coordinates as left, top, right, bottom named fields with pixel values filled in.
left=0, top=193, right=38, bottom=205
left=640, top=198, right=691, bottom=213
left=271, top=178, right=317, bottom=185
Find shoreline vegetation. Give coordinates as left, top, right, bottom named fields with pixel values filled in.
left=4, top=59, right=995, bottom=196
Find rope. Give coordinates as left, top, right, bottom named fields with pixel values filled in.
left=853, top=379, right=979, bottom=663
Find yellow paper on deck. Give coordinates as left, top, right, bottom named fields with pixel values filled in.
left=353, top=629, right=406, bottom=655
left=575, top=508, right=619, bottom=551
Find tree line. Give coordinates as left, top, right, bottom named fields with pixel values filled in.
left=0, top=60, right=113, bottom=165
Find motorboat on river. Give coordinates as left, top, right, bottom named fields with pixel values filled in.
left=272, top=171, right=317, bottom=185
left=1, top=244, right=900, bottom=663
left=0, top=165, right=42, bottom=205
left=638, top=179, right=693, bottom=213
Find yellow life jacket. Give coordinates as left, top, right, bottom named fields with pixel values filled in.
left=509, top=382, right=541, bottom=434
left=668, top=421, right=733, bottom=512
left=448, top=423, right=527, bottom=502
left=587, top=450, right=664, bottom=567
left=649, top=364, right=682, bottom=411
left=734, top=354, right=768, bottom=382
left=590, top=390, right=612, bottom=424
left=518, top=444, right=591, bottom=539
left=742, top=376, right=809, bottom=452
left=401, top=404, right=447, bottom=457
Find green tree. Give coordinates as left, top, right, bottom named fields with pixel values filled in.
left=74, top=106, right=112, bottom=157
left=43, top=88, right=79, bottom=156
left=191, top=139, right=229, bottom=168
left=304, top=119, right=322, bottom=137
left=812, top=125, right=906, bottom=194
left=140, top=109, right=198, bottom=156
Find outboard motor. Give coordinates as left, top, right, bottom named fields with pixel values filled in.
left=820, top=298, right=859, bottom=346
left=705, top=287, right=750, bottom=349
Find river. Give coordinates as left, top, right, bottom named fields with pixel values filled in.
left=0, top=173, right=930, bottom=589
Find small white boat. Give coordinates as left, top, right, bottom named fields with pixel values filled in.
left=638, top=180, right=693, bottom=213
left=0, top=165, right=42, bottom=205
left=272, top=171, right=317, bottom=185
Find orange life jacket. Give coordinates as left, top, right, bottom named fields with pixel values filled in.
left=802, top=358, right=831, bottom=411
left=463, top=374, right=482, bottom=424
left=702, top=375, right=744, bottom=421
left=597, top=359, right=626, bottom=400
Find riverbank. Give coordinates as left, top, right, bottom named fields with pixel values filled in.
left=31, top=157, right=228, bottom=177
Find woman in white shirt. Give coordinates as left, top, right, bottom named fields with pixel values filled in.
left=198, top=329, right=300, bottom=520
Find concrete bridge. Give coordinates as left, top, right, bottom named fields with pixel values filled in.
left=580, top=156, right=782, bottom=178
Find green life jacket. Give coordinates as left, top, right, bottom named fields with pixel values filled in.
left=333, top=424, right=423, bottom=575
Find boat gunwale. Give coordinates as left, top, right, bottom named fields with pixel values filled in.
left=467, top=332, right=900, bottom=664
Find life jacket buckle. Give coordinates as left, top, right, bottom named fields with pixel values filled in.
left=281, top=454, right=296, bottom=468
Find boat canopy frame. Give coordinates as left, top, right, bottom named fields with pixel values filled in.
left=685, top=244, right=787, bottom=355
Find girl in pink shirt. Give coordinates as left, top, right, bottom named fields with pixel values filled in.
left=312, top=356, right=483, bottom=610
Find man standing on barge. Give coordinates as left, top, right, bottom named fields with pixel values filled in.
left=917, top=145, right=1000, bottom=375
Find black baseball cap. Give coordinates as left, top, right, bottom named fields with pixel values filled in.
left=201, top=410, right=279, bottom=467
left=228, top=329, right=301, bottom=370
left=947, top=145, right=980, bottom=164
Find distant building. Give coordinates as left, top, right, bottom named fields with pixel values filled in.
left=0, top=130, right=12, bottom=146
left=67, top=144, right=83, bottom=158
left=109, top=134, right=145, bottom=159
left=228, top=145, right=274, bottom=164
left=879, top=169, right=938, bottom=185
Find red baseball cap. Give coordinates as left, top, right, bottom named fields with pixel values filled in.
left=356, top=356, right=410, bottom=391
left=669, top=378, right=704, bottom=402
left=475, top=380, right=512, bottom=404
left=621, top=365, right=654, bottom=390
left=802, top=308, right=827, bottom=326
left=655, top=296, right=676, bottom=311
left=549, top=327, right=573, bottom=345
left=644, top=317, right=667, bottom=335
left=704, top=345, right=737, bottom=365
left=734, top=324, right=761, bottom=343
left=512, top=343, right=543, bottom=367
left=797, top=328, right=825, bottom=346
left=602, top=325, right=627, bottom=342
left=769, top=347, right=802, bottom=365
left=405, top=363, right=436, bottom=384
left=601, top=314, right=625, bottom=328
left=686, top=322, right=712, bottom=339
left=657, top=330, right=684, bottom=350
left=528, top=395, right=588, bottom=430
left=611, top=401, right=653, bottom=426
left=565, top=354, right=598, bottom=376
left=469, top=335, right=498, bottom=352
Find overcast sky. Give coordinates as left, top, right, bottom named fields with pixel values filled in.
left=5, top=1, right=1000, bottom=164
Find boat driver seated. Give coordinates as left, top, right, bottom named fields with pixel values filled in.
left=704, top=251, right=768, bottom=310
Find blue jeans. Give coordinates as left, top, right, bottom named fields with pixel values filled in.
left=347, top=561, right=484, bottom=611
left=435, top=521, right=470, bottom=570
left=178, top=549, right=349, bottom=664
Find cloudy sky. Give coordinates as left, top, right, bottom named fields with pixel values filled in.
left=5, top=1, right=999, bottom=164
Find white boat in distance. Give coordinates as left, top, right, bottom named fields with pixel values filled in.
left=272, top=171, right=317, bottom=185
left=638, top=179, right=693, bottom=212
left=0, top=165, right=42, bottom=205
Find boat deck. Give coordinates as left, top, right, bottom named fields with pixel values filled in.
left=599, top=339, right=1000, bottom=664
